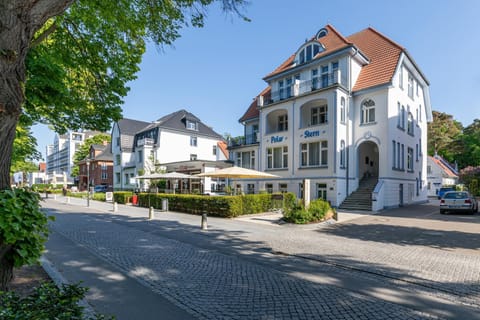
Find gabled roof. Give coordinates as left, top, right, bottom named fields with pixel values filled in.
left=217, top=141, right=229, bottom=159
left=239, top=87, right=270, bottom=122
left=347, top=27, right=404, bottom=92
left=117, top=118, right=150, bottom=135
left=95, top=143, right=113, bottom=161
left=138, top=109, right=223, bottom=139
left=429, top=156, right=458, bottom=178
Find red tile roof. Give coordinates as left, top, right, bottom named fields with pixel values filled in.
left=217, top=141, right=229, bottom=159
left=238, top=87, right=270, bottom=122
left=430, top=156, right=458, bottom=178
left=347, top=27, right=403, bottom=92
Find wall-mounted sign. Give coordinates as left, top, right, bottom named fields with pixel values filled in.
left=270, top=136, right=284, bottom=143
left=302, top=129, right=325, bottom=138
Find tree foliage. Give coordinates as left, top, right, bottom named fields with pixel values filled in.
left=427, top=111, right=463, bottom=163
left=11, top=120, right=42, bottom=174
left=71, top=133, right=111, bottom=177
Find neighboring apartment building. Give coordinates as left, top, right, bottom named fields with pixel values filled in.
left=426, top=155, right=459, bottom=197
left=229, top=25, right=432, bottom=211
left=78, top=143, right=114, bottom=191
left=46, top=131, right=99, bottom=184
left=112, top=110, right=228, bottom=191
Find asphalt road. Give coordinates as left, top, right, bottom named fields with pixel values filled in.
left=42, top=197, right=480, bottom=319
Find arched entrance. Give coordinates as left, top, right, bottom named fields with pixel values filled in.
left=357, top=141, right=379, bottom=179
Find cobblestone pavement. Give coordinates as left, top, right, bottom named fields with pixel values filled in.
left=43, top=197, right=480, bottom=319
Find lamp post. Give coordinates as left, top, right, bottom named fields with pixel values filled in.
left=86, top=158, right=90, bottom=207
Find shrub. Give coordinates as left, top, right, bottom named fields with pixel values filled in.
left=113, top=192, right=133, bottom=204
left=0, top=282, right=112, bottom=319
left=283, top=199, right=333, bottom=224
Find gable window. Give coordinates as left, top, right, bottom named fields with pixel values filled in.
left=186, top=120, right=198, bottom=131
left=311, top=105, right=327, bottom=125
left=297, top=42, right=323, bottom=65
left=408, top=73, right=414, bottom=99
left=361, top=99, right=375, bottom=124
left=267, top=146, right=288, bottom=169
left=190, top=136, right=197, bottom=147
left=278, top=114, right=288, bottom=132
left=340, top=97, right=346, bottom=124
left=300, top=141, right=328, bottom=167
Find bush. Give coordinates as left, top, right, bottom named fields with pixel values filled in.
left=283, top=199, right=333, bottom=224
left=0, top=282, right=113, bottom=319
left=113, top=192, right=133, bottom=204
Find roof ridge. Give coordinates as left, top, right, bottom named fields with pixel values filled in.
left=325, top=24, right=352, bottom=45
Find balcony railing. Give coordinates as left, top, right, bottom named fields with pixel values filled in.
left=259, top=70, right=346, bottom=107
left=137, top=138, right=155, bottom=147
left=228, top=133, right=259, bottom=147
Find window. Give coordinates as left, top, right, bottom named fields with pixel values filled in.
left=408, top=73, right=414, bottom=98
left=361, top=99, right=375, bottom=124
left=247, top=184, right=255, bottom=194
left=101, top=163, right=107, bottom=170
left=401, top=144, right=405, bottom=170
left=190, top=154, right=197, bottom=161
left=267, top=146, right=288, bottom=169
left=407, top=147, right=414, bottom=171
left=116, top=137, right=120, bottom=147
left=237, top=151, right=255, bottom=169
left=321, top=65, right=329, bottom=87
left=407, top=112, right=414, bottom=135
left=286, top=78, right=292, bottom=98
left=115, top=154, right=121, bottom=166
left=340, top=140, right=346, bottom=168
left=212, top=145, right=217, bottom=155
left=297, top=42, right=323, bottom=65
left=311, top=105, right=328, bottom=125
left=415, top=144, right=419, bottom=162
left=340, top=97, right=346, bottom=123
left=427, top=165, right=432, bottom=174
left=316, top=183, right=327, bottom=200
left=278, top=114, right=288, bottom=132
left=392, top=140, right=397, bottom=168
left=115, top=172, right=121, bottom=184
left=124, top=173, right=129, bottom=184
left=418, top=105, right=422, bottom=122
left=137, top=150, right=143, bottom=163
left=279, top=80, right=285, bottom=100
left=265, top=183, right=273, bottom=193
left=399, top=66, right=404, bottom=89
left=311, top=69, right=318, bottom=90
left=300, top=141, right=328, bottom=167
left=279, top=183, right=288, bottom=193
left=186, top=120, right=198, bottom=131
left=190, top=136, right=197, bottom=147
left=398, top=104, right=406, bottom=129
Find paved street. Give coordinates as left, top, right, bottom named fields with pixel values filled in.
left=42, top=197, right=480, bottom=319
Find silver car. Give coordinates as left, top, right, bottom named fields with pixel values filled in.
left=440, top=191, right=478, bottom=214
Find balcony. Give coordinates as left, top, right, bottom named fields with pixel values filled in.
left=259, top=70, right=346, bottom=107
left=137, top=138, right=155, bottom=147
left=228, top=133, right=259, bottom=148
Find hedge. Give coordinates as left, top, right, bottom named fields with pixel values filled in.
left=136, top=192, right=296, bottom=218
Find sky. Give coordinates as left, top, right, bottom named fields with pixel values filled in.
left=32, top=0, right=480, bottom=160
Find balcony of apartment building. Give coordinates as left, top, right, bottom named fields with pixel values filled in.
left=258, top=69, right=346, bottom=107
left=227, top=132, right=259, bottom=148
left=136, top=137, right=155, bottom=147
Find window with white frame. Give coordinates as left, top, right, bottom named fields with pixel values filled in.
left=407, top=112, right=414, bottom=135
left=408, top=73, right=414, bottom=98
left=278, top=114, right=288, bottom=132
left=311, top=69, right=319, bottom=90
left=115, top=154, right=121, bottom=165
left=101, top=172, right=108, bottom=180
left=116, top=137, right=120, bottom=147
left=399, top=66, right=404, bottom=89
left=316, top=183, right=327, bottom=200
left=311, top=105, right=328, bottom=125
left=286, top=78, right=292, bottom=98
left=398, top=104, right=406, bottom=129
left=407, top=147, right=414, bottom=171
left=340, top=97, right=346, bottom=123
left=236, top=151, right=255, bottom=169
left=279, top=183, right=288, bottom=193
left=340, top=140, right=346, bottom=168
left=190, top=136, right=197, bottom=147
left=415, top=143, right=419, bottom=162
left=186, top=120, right=198, bottom=131
left=190, top=154, right=197, bottom=161
left=247, top=184, right=255, bottom=194
left=124, top=173, right=129, bottom=184
left=213, top=145, right=217, bottom=155
left=278, top=80, right=285, bottom=100
left=267, top=146, right=288, bottom=169
left=361, top=99, right=375, bottom=124
left=300, top=141, right=328, bottom=167
left=115, top=172, right=121, bottom=184
left=137, top=150, right=143, bottom=163
left=392, top=140, right=397, bottom=168
left=321, top=65, right=329, bottom=87
left=265, top=183, right=273, bottom=193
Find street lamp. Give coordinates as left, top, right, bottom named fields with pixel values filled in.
left=86, top=158, right=90, bottom=207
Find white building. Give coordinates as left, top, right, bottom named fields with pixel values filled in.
left=230, top=25, right=432, bottom=211
left=46, top=131, right=99, bottom=184
left=112, top=110, right=229, bottom=191
left=427, top=155, right=458, bottom=197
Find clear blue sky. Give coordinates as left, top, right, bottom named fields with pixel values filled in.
left=33, top=0, right=480, bottom=160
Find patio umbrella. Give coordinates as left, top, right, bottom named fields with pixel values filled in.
left=195, top=166, right=279, bottom=179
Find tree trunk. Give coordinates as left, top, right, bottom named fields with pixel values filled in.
left=0, top=0, right=75, bottom=291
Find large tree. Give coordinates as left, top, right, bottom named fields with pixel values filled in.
left=0, top=0, right=248, bottom=290
left=427, top=110, right=463, bottom=163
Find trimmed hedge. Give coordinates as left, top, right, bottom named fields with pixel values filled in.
left=136, top=192, right=296, bottom=218
left=113, top=191, right=133, bottom=204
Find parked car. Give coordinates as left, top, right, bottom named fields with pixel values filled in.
left=93, top=185, right=108, bottom=193
left=440, top=191, right=478, bottom=214
left=437, top=186, right=455, bottom=199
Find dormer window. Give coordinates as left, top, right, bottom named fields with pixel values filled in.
left=186, top=120, right=198, bottom=131
left=296, top=41, right=324, bottom=65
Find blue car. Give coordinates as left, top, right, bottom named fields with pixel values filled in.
left=438, top=187, right=455, bottom=199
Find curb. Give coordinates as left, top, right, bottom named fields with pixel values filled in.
left=40, top=256, right=97, bottom=319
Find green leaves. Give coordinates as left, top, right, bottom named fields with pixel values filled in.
left=0, top=189, right=49, bottom=267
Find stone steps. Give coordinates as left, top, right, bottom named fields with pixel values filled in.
left=339, top=178, right=378, bottom=211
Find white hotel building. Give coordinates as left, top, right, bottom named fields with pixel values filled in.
left=229, top=25, right=432, bottom=211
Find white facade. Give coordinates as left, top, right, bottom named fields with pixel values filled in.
left=46, top=131, right=97, bottom=184
left=426, top=156, right=458, bottom=197
left=230, top=25, right=432, bottom=210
